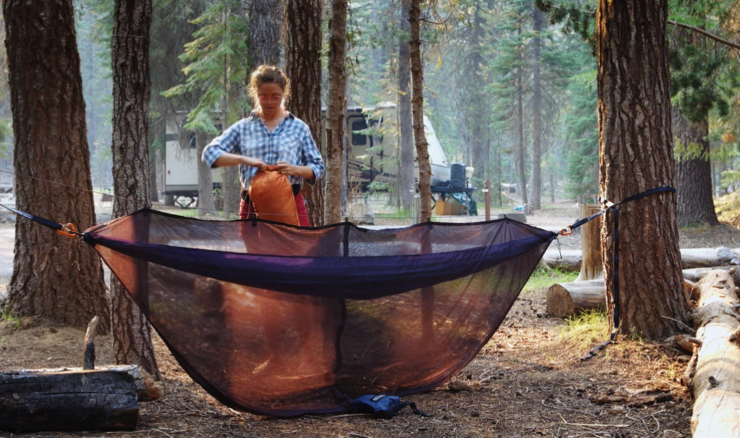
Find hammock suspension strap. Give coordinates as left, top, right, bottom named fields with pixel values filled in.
left=0, top=203, right=83, bottom=238
left=558, top=186, right=676, bottom=342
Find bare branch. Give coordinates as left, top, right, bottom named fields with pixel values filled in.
left=668, top=20, right=740, bottom=50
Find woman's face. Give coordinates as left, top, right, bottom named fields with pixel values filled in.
left=257, top=83, right=285, bottom=112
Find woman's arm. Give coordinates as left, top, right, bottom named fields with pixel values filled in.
left=213, top=152, right=267, bottom=171
left=274, top=162, right=315, bottom=179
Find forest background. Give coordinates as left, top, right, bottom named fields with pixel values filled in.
left=0, top=0, right=734, bottom=220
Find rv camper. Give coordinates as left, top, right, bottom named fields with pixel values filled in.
left=163, top=115, right=223, bottom=206
left=321, top=103, right=455, bottom=192
left=163, top=105, right=470, bottom=206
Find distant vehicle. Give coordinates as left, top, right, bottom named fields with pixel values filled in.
left=320, top=103, right=457, bottom=192
left=162, top=115, right=223, bottom=206
left=162, top=104, right=469, bottom=205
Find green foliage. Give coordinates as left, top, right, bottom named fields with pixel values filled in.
left=0, top=305, right=21, bottom=330
left=535, top=0, right=597, bottom=50
left=523, top=267, right=578, bottom=293
left=162, top=0, right=249, bottom=133
left=558, top=308, right=609, bottom=355
left=562, top=64, right=598, bottom=199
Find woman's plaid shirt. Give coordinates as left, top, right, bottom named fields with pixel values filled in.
left=202, top=112, right=324, bottom=190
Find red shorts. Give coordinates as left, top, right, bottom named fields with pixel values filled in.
left=239, top=192, right=310, bottom=227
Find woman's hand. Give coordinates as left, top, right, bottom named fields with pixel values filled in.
left=244, top=157, right=268, bottom=171
left=275, top=162, right=316, bottom=180
left=275, top=161, right=298, bottom=176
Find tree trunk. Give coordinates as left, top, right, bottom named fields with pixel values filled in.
left=0, top=368, right=139, bottom=432
left=530, top=7, right=545, bottom=210
left=673, top=109, right=719, bottom=227
left=596, top=0, right=690, bottom=339
left=398, top=0, right=414, bottom=211
left=468, top=4, right=489, bottom=186
left=690, top=269, right=740, bottom=437
left=409, top=0, right=431, bottom=220
left=248, top=0, right=283, bottom=70
left=284, top=0, right=323, bottom=226
left=516, top=23, right=527, bottom=206
left=149, top=151, right=159, bottom=202
left=110, top=0, right=160, bottom=379
left=576, top=204, right=603, bottom=281
left=195, top=132, right=215, bottom=218
left=324, top=0, right=347, bottom=225
left=3, top=0, right=109, bottom=331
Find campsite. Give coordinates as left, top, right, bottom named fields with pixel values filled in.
left=2, top=0, right=740, bottom=437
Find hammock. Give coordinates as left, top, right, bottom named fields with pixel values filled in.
left=81, top=209, right=555, bottom=417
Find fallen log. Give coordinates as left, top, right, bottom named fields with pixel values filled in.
left=543, top=248, right=740, bottom=272
left=0, top=367, right=139, bottom=432
left=690, top=269, right=740, bottom=437
left=546, top=280, right=605, bottom=318
left=546, top=267, right=739, bottom=318
left=682, top=266, right=740, bottom=284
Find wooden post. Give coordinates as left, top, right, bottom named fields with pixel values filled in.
left=576, top=203, right=603, bottom=282
left=485, top=179, right=490, bottom=221
left=83, top=316, right=99, bottom=370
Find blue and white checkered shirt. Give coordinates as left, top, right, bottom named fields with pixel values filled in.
left=202, top=112, right=324, bottom=190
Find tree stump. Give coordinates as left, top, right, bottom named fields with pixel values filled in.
left=690, top=269, right=740, bottom=437
left=0, top=368, right=139, bottom=432
left=575, top=204, right=602, bottom=282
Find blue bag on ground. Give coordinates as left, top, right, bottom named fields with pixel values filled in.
left=350, top=395, right=432, bottom=419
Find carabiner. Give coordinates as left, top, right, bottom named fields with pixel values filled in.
left=56, top=222, right=79, bottom=238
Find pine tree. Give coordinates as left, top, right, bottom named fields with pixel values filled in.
left=162, top=0, right=249, bottom=218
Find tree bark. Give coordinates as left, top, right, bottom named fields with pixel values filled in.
left=398, top=0, right=414, bottom=211
left=3, top=0, right=109, bottom=331
left=195, top=132, right=215, bottom=218
left=409, top=0, right=431, bottom=220
left=325, top=0, right=347, bottom=225
left=690, top=269, right=740, bottom=437
left=465, top=4, right=489, bottom=187
left=596, top=0, right=690, bottom=339
left=110, top=0, right=160, bottom=379
left=516, top=22, right=527, bottom=206
left=531, top=7, right=545, bottom=210
left=576, top=204, right=603, bottom=281
left=248, top=0, right=283, bottom=70
left=284, top=0, right=323, bottom=226
left=0, top=368, right=139, bottom=432
left=673, top=109, right=719, bottom=227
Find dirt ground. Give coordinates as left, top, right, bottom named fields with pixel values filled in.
left=2, top=201, right=737, bottom=438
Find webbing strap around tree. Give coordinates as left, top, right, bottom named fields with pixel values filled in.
left=562, top=187, right=676, bottom=341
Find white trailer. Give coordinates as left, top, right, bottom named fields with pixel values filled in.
left=163, top=117, right=223, bottom=206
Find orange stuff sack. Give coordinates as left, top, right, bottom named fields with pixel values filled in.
left=248, top=169, right=299, bottom=226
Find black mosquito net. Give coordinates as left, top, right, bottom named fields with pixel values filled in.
left=83, top=209, right=556, bottom=417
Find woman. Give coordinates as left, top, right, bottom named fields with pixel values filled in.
left=202, top=66, right=331, bottom=381
left=202, top=65, right=324, bottom=226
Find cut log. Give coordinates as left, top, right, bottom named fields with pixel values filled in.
left=681, top=247, right=740, bottom=269
left=542, top=250, right=581, bottom=273
left=543, top=248, right=740, bottom=272
left=546, top=280, right=605, bottom=318
left=546, top=268, right=734, bottom=318
left=575, top=204, right=603, bottom=281
left=0, top=368, right=138, bottom=432
left=690, top=269, right=740, bottom=437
